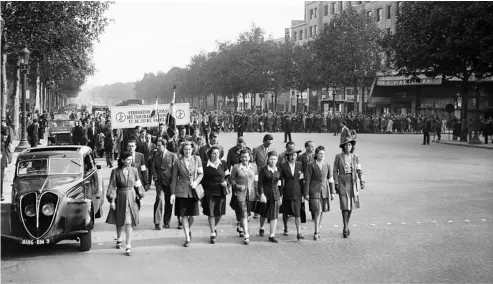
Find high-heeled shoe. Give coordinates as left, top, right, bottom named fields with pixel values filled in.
left=313, top=233, right=320, bottom=240
left=259, top=228, right=265, bottom=237
left=125, top=248, right=132, bottom=256
left=244, top=235, right=250, bottom=245
left=183, top=240, right=190, bottom=247
left=210, top=235, right=216, bottom=244
left=297, top=233, right=305, bottom=240
left=116, top=240, right=122, bottom=249
left=343, top=230, right=349, bottom=238
left=283, top=229, right=288, bottom=236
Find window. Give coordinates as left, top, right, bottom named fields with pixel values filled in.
left=314, top=25, right=317, bottom=35
left=324, top=5, right=329, bottom=16
left=304, top=29, right=307, bottom=39
left=309, top=26, right=313, bottom=37
left=314, top=8, right=317, bottom=18
left=299, top=30, right=303, bottom=40
left=376, top=8, right=383, bottom=22
left=338, top=1, right=343, bottom=12
left=387, top=5, right=392, bottom=19
left=367, top=11, right=372, bottom=18
left=294, top=32, right=297, bottom=41
left=330, top=3, right=335, bottom=14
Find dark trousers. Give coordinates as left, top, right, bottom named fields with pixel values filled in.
left=284, top=132, right=292, bottom=142
left=237, top=127, right=244, bottom=138
left=423, top=132, right=430, bottom=145
left=436, top=130, right=441, bottom=141
left=485, top=132, right=489, bottom=144
left=154, top=184, right=172, bottom=225
left=105, top=149, right=114, bottom=166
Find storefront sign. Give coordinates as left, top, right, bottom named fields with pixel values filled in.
left=110, top=103, right=190, bottom=129
left=377, top=78, right=442, bottom=86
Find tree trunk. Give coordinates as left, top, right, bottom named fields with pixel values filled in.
left=460, top=79, right=469, bottom=142
left=34, top=63, right=40, bottom=112
left=234, top=94, right=238, bottom=111
left=242, top=93, right=246, bottom=111
left=250, top=94, right=254, bottom=111
left=213, top=93, right=217, bottom=110
left=12, top=60, right=21, bottom=138
left=1, top=50, right=6, bottom=120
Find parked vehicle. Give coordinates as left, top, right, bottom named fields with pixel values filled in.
left=48, top=114, right=76, bottom=146
left=1, top=146, right=105, bottom=251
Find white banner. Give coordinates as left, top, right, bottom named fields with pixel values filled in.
left=110, top=103, right=190, bottom=129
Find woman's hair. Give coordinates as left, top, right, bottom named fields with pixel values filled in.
left=267, top=151, right=278, bottom=158
left=239, top=148, right=252, bottom=161
left=340, top=142, right=355, bottom=153
left=118, top=151, right=132, bottom=167
left=314, top=146, right=326, bottom=160
left=206, top=146, right=220, bottom=160
left=179, top=141, right=195, bottom=156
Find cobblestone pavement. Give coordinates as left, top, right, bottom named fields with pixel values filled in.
left=2, top=133, right=493, bottom=284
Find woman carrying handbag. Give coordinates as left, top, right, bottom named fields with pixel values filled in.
left=105, top=151, right=145, bottom=256
left=170, top=142, right=204, bottom=247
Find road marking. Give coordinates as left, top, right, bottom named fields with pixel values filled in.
left=448, top=221, right=453, bottom=223
left=386, top=223, right=391, bottom=225
left=465, top=220, right=470, bottom=222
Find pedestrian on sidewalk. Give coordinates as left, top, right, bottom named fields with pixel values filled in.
left=27, top=119, right=40, bottom=147
left=422, top=117, right=431, bottom=145
left=105, top=151, right=145, bottom=256
left=1, top=128, right=13, bottom=201
left=333, top=137, right=365, bottom=238
left=304, top=146, right=334, bottom=241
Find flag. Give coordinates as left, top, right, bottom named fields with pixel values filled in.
left=150, top=96, right=159, bottom=120
left=166, top=85, right=177, bottom=138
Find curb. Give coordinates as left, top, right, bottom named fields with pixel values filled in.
left=439, top=141, right=493, bottom=150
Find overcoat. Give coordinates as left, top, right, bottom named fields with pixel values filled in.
left=303, top=160, right=334, bottom=199
left=279, top=162, right=304, bottom=201
left=171, top=155, right=204, bottom=198
left=333, top=153, right=365, bottom=209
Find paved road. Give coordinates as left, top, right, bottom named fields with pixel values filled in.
left=2, top=133, right=493, bottom=283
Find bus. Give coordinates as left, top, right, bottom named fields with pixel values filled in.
left=116, top=99, right=143, bottom=106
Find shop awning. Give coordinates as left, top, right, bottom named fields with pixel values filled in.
left=376, top=75, right=442, bottom=86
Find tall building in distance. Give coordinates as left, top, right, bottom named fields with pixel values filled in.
left=288, top=1, right=492, bottom=116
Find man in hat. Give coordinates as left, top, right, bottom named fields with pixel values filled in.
left=278, top=141, right=296, bottom=166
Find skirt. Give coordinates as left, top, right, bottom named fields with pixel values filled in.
left=235, top=195, right=256, bottom=218
left=175, top=197, right=200, bottom=217
left=339, top=174, right=357, bottom=211
left=309, top=198, right=330, bottom=214
left=279, top=199, right=302, bottom=217
left=202, top=195, right=226, bottom=217
left=257, top=200, right=280, bottom=220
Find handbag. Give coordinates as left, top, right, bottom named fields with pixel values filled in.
left=300, top=201, right=307, bottom=224
left=191, top=156, right=204, bottom=201
left=221, top=182, right=231, bottom=196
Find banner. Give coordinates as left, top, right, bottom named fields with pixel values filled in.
left=110, top=103, right=190, bottom=129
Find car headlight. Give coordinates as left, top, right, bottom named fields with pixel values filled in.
left=41, top=203, right=55, bottom=216
left=24, top=205, right=36, bottom=217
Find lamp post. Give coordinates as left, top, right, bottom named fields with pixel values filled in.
left=15, top=47, right=31, bottom=152
left=469, top=82, right=483, bottom=145
left=296, top=93, right=300, bottom=113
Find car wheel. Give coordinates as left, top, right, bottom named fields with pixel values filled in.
left=79, top=231, right=92, bottom=252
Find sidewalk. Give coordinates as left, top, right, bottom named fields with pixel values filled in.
left=439, top=140, right=493, bottom=150
left=1, top=138, right=48, bottom=204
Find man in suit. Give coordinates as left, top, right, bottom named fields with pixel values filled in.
left=297, top=141, right=315, bottom=176
left=283, top=115, right=292, bottom=143
left=127, top=140, right=150, bottom=191
left=252, top=134, right=275, bottom=168
left=87, top=120, right=98, bottom=151
left=198, top=132, right=224, bottom=163
left=151, top=138, right=178, bottom=229
left=27, top=119, right=40, bottom=147
left=277, top=141, right=296, bottom=166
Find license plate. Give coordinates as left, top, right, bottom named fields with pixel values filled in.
left=20, top=238, right=51, bottom=245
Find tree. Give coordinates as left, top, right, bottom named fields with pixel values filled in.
left=265, top=40, right=293, bottom=111
left=388, top=1, right=493, bottom=141
left=290, top=43, right=316, bottom=112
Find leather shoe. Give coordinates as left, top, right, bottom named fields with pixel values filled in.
left=268, top=236, right=279, bottom=243
left=154, top=224, right=162, bottom=230
left=164, top=224, right=170, bottom=229
left=259, top=228, right=265, bottom=237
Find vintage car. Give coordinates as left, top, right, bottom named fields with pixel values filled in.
left=48, top=113, right=76, bottom=145
left=1, top=146, right=104, bottom=251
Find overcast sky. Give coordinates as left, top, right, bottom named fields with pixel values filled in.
left=83, top=0, right=303, bottom=89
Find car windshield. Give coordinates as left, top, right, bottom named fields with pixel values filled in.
left=17, top=158, right=82, bottom=176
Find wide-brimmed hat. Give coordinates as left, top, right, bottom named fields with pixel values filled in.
left=283, top=149, right=302, bottom=156
left=339, top=136, right=356, bottom=148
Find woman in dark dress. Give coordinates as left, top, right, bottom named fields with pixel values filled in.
left=257, top=151, right=283, bottom=243
left=106, top=151, right=145, bottom=256
left=170, top=142, right=204, bottom=247
left=202, top=146, right=230, bottom=244
left=333, top=137, right=365, bottom=238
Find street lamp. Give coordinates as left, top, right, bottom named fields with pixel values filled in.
left=15, top=46, right=31, bottom=152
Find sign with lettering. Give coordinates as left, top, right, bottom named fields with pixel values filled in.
left=377, top=78, right=442, bottom=86
left=110, top=103, right=190, bottom=129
